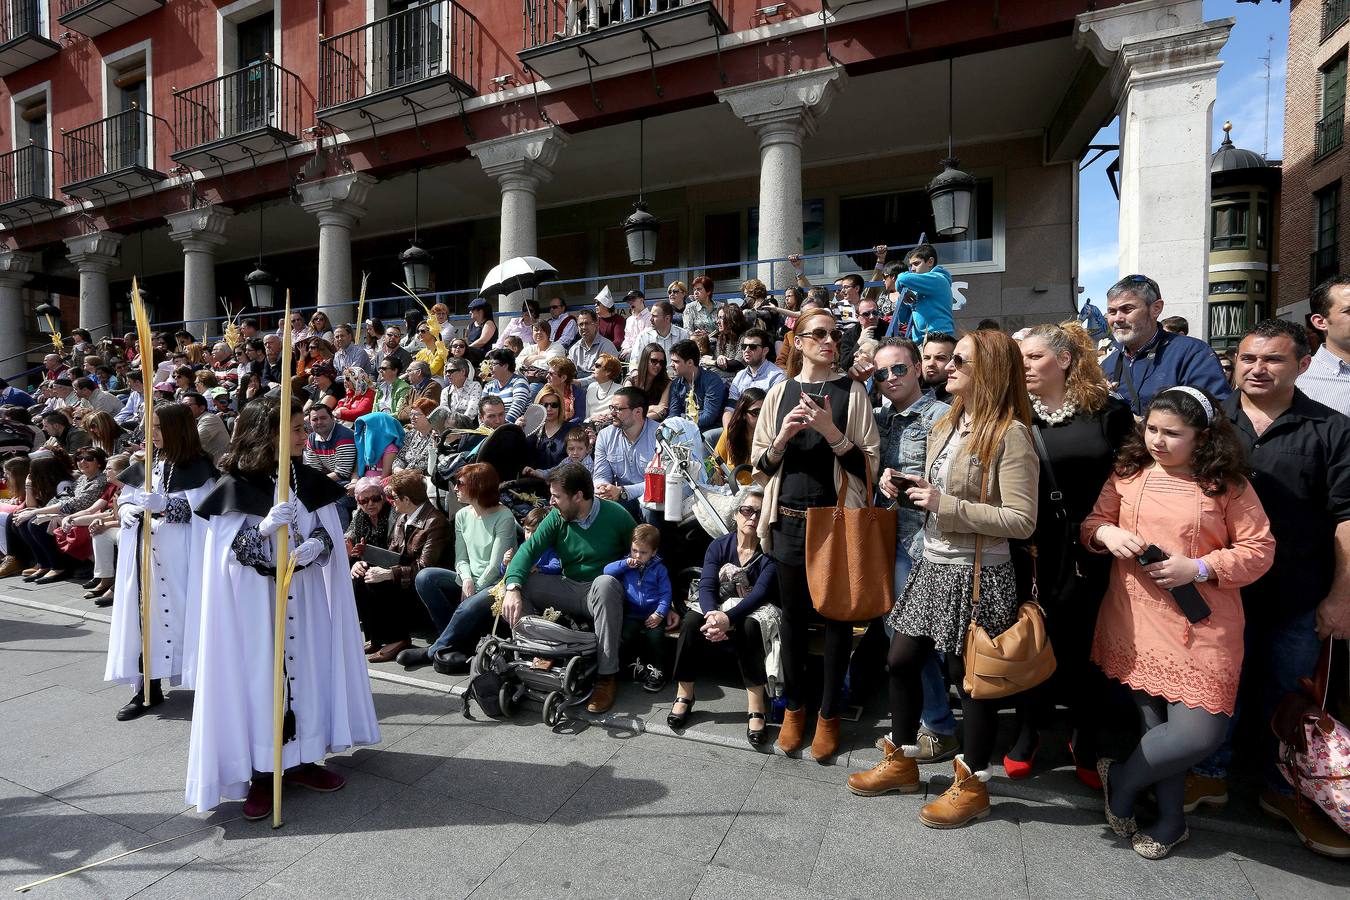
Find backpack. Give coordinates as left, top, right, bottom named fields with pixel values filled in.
left=461, top=623, right=510, bottom=720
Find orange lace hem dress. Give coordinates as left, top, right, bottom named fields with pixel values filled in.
left=1082, top=466, right=1275, bottom=716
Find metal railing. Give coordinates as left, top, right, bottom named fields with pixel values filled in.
left=319, top=0, right=479, bottom=109
left=1311, top=245, right=1340, bottom=288
left=62, top=106, right=156, bottom=186
left=174, top=56, right=304, bottom=153
left=0, top=0, right=42, bottom=44
left=0, top=143, right=55, bottom=205
left=522, top=0, right=719, bottom=51
left=1325, top=0, right=1350, bottom=42
left=1316, top=104, right=1345, bottom=159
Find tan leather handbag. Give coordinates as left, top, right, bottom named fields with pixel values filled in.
left=962, top=470, right=1056, bottom=700
left=806, top=463, right=897, bottom=622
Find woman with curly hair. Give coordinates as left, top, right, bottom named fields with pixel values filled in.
left=1086, top=387, right=1274, bottom=859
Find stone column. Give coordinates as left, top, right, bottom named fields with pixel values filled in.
left=167, top=204, right=233, bottom=341
left=64, top=232, right=123, bottom=340
left=298, top=172, right=376, bottom=323
left=1079, top=2, right=1231, bottom=335
left=0, top=251, right=36, bottom=377
left=718, top=66, right=847, bottom=291
left=469, top=126, right=570, bottom=312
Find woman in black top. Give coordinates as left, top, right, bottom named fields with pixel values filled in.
left=752, top=308, right=879, bottom=762
left=1009, top=321, right=1134, bottom=786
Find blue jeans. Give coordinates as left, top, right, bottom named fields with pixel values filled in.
left=886, top=539, right=957, bottom=736
left=415, top=567, right=498, bottom=657
left=1192, top=608, right=1322, bottom=793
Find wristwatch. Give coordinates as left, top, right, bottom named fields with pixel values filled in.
left=1193, top=559, right=1210, bottom=583
left=619, top=486, right=629, bottom=502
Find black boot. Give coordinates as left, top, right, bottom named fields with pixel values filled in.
left=115, top=679, right=164, bottom=721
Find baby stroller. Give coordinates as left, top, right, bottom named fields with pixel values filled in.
left=476, top=614, right=599, bottom=726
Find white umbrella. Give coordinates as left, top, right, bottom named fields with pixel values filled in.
left=478, top=256, right=558, bottom=297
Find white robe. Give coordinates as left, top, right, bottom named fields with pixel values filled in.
left=104, top=465, right=214, bottom=691
left=185, top=491, right=379, bottom=813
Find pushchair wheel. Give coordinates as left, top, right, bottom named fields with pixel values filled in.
left=498, top=683, right=516, bottom=717
left=542, top=690, right=563, bottom=727
left=475, top=639, right=499, bottom=673
left=562, top=655, right=588, bottom=699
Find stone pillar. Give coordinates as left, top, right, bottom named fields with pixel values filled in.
left=167, top=204, right=233, bottom=341
left=718, top=66, right=847, bottom=291
left=0, top=251, right=36, bottom=377
left=469, top=126, right=570, bottom=312
left=64, top=232, right=123, bottom=340
left=298, top=172, right=376, bottom=323
left=1079, top=1, right=1231, bottom=335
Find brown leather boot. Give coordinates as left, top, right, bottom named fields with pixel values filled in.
left=810, top=715, right=840, bottom=763
left=0, top=555, right=23, bottom=578
left=777, top=706, right=807, bottom=754
left=848, top=738, right=921, bottom=796
left=918, top=755, right=991, bottom=829
left=586, top=675, right=617, bottom=713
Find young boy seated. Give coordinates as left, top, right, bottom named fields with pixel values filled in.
left=603, top=524, right=672, bottom=692
left=523, top=426, right=593, bottom=480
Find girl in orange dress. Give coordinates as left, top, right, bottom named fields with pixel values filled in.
left=1083, top=386, right=1274, bottom=860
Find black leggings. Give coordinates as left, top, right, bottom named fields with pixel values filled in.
left=18, top=519, right=76, bottom=571
left=888, top=632, right=999, bottom=772
left=672, top=610, right=767, bottom=688
left=778, top=561, right=853, bottom=718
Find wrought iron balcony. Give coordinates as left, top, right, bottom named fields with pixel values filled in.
left=0, top=143, right=63, bottom=219
left=318, top=0, right=478, bottom=134
left=172, top=57, right=304, bottom=170
left=1324, top=0, right=1350, bottom=42
left=1316, top=105, right=1345, bottom=160
left=0, top=1, right=59, bottom=76
left=57, top=0, right=165, bottom=38
left=1311, top=245, right=1340, bottom=289
left=518, top=0, right=728, bottom=82
left=61, top=106, right=167, bottom=201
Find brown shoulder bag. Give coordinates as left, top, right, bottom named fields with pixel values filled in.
left=806, top=461, right=897, bottom=622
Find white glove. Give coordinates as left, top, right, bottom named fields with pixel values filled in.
left=291, top=538, right=324, bottom=567
left=258, top=500, right=296, bottom=537
left=139, top=492, right=167, bottom=514
left=119, top=506, right=143, bottom=529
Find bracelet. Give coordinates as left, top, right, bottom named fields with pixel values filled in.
left=828, top=434, right=851, bottom=451
left=767, top=445, right=784, bottom=461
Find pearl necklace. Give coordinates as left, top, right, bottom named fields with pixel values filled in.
left=1031, top=396, right=1077, bottom=425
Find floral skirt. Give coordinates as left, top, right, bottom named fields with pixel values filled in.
left=888, top=558, right=1020, bottom=655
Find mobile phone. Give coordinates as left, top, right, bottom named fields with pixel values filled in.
left=1135, top=544, right=1212, bottom=624
left=891, top=473, right=918, bottom=509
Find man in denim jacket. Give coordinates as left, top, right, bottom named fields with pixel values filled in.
left=872, top=337, right=958, bottom=763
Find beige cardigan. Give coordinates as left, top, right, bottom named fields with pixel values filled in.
left=926, top=416, right=1039, bottom=551
left=751, top=377, right=880, bottom=552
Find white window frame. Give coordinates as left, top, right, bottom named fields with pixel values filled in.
left=218, top=0, right=283, bottom=75
left=10, top=80, right=52, bottom=195
left=100, top=39, right=155, bottom=170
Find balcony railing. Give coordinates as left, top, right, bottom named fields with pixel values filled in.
left=319, top=0, right=478, bottom=111
left=522, top=0, right=721, bottom=50
left=1311, top=245, right=1340, bottom=289
left=1324, top=0, right=1350, bottom=42
left=0, top=0, right=41, bottom=44
left=173, top=57, right=303, bottom=158
left=1316, top=105, right=1345, bottom=159
left=0, top=143, right=58, bottom=206
left=62, top=106, right=158, bottom=189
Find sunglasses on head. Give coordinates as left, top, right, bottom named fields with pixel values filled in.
left=801, top=327, right=843, bottom=344
left=879, top=363, right=909, bottom=380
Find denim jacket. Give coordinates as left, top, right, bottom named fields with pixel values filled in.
left=877, top=391, right=950, bottom=548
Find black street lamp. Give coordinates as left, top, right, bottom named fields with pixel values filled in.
left=928, top=58, right=976, bottom=237
left=400, top=242, right=434, bottom=294
left=246, top=263, right=278, bottom=310
left=624, top=119, right=658, bottom=266
left=35, top=301, right=60, bottom=334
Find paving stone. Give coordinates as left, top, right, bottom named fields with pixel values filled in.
left=713, top=768, right=839, bottom=884
left=355, top=711, right=483, bottom=785
left=693, top=865, right=840, bottom=900
left=475, top=822, right=706, bottom=899
left=0, top=615, right=105, bottom=678
left=326, top=679, right=458, bottom=771
left=49, top=737, right=193, bottom=834
left=128, top=859, right=256, bottom=900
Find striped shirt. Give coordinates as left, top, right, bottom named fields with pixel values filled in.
left=1296, top=346, right=1350, bottom=416
left=303, top=423, right=357, bottom=482
left=484, top=374, right=532, bottom=423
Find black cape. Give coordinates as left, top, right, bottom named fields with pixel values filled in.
left=195, top=464, right=347, bottom=520
left=115, top=455, right=217, bottom=493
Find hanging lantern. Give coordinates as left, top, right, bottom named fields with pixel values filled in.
left=623, top=200, right=658, bottom=267
left=927, top=157, right=976, bottom=237
left=246, top=262, right=279, bottom=310
left=400, top=242, right=434, bottom=294
left=35, top=301, right=60, bottom=334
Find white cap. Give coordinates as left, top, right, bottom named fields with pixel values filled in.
left=594, top=285, right=615, bottom=309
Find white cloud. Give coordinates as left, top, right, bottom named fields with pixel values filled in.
left=1079, top=242, right=1119, bottom=278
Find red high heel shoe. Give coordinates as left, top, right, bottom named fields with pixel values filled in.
left=1003, top=740, right=1039, bottom=780
left=1070, top=739, right=1103, bottom=790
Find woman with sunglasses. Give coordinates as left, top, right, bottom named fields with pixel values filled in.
left=521, top=385, right=571, bottom=478
left=666, top=281, right=690, bottom=328
left=441, top=357, right=482, bottom=428
left=374, top=357, right=412, bottom=419
left=393, top=398, right=445, bottom=474
left=12, top=446, right=107, bottom=586
left=545, top=357, right=585, bottom=426
left=335, top=367, right=376, bottom=423
left=715, top=388, right=764, bottom=486
left=627, top=343, right=671, bottom=421
left=345, top=475, right=392, bottom=558
left=668, top=484, right=779, bottom=746
left=106, top=403, right=217, bottom=721
left=448, top=338, right=469, bottom=360
left=83, top=410, right=126, bottom=455
left=308, top=311, right=335, bottom=343
left=413, top=322, right=449, bottom=377
left=752, top=308, right=880, bottom=761
left=850, top=330, right=1038, bottom=828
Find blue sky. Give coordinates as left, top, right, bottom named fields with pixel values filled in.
left=1076, top=0, right=1288, bottom=311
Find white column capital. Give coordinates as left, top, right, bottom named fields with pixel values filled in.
left=64, top=232, right=123, bottom=274
left=469, top=126, right=570, bottom=188
left=0, top=250, right=37, bottom=287
left=166, top=204, right=235, bottom=251
left=716, top=66, right=847, bottom=142
left=298, top=172, right=377, bottom=229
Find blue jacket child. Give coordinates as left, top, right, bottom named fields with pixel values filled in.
left=603, top=553, right=673, bottom=622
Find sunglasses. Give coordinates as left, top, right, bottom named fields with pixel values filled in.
left=649, top=358, right=665, bottom=366
left=747, top=407, right=761, bottom=417
left=740, top=343, right=764, bottom=351
left=667, top=289, right=684, bottom=295
left=1124, top=274, right=1160, bottom=293
left=950, top=354, right=970, bottom=369
left=736, top=505, right=762, bottom=519
left=541, top=401, right=560, bottom=409
left=801, top=328, right=843, bottom=344
left=75, top=455, right=99, bottom=463
left=879, top=363, right=909, bottom=380
left=858, top=310, right=879, bottom=318
left=356, top=495, right=383, bottom=505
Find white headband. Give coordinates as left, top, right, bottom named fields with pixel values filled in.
left=1161, top=386, right=1214, bottom=423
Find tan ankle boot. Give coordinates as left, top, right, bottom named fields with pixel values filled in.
left=810, top=715, right=840, bottom=762
left=848, top=738, right=920, bottom=796
left=0, top=555, right=22, bottom=578
left=777, top=706, right=807, bottom=753
left=918, top=755, right=991, bottom=829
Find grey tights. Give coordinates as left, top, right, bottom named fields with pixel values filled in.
left=1108, top=691, right=1231, bottom=843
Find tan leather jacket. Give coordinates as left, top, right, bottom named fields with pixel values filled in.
left=927, top=416, right=1039, bottom=550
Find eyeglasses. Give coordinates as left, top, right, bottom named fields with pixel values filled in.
left=736, top=505, right=762, bottom=519
left=747, top=407, right=762, bottom=418
left=667, top=289, right=684, bottom=295
left=740, top=343, right=764, bottom=352
left=378, top=365, right=396, bottom=372
left=879, top=363, right=909, bottom=380
left=356, top=495, right=383, bottom=505
left=950, top=354, right=970, bottom=369
left=801, top=328, right=844, bottom=344
left=649, top=358, right=665, bottom=366
left=610, top=405, right=633, bottom=413
left=75, top=455, right=98, bottom=463
left=541, top=401, right=560, bottom=409
left=858, top=309, right=879, bottom=319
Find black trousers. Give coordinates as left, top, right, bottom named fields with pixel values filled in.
left=672, top=609, right=767, bottom=688
left=778, top=560, right=853, bottom=718
left=353, top=578, right=427, bottom=646
left=18, top=519, right=76, bottom=571
left=888, top=632, right=999, bottom=772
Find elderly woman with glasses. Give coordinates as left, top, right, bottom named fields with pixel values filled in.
left=667, top=484, right=780, bottom=747
left=430, top=302, right=456, bottom=343
left=345, top=475, right=392, bottom=558
left=586, top=353, right=623, bottom=426
left=684, top=276, right=718, bottom=337
left=440, top=357, right=482, bottom=428
left=394, top=398, right=447, bottom=474
left=336, top=367, right=376, bottom=423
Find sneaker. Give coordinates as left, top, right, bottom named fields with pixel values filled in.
left=640, top=663, right=667, bottom=693
left=1181, top=773, right=1228, bottom=814
left=1260, top=790, right=1350, bottom=858
left=914, top=729, right=960, bottom=763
